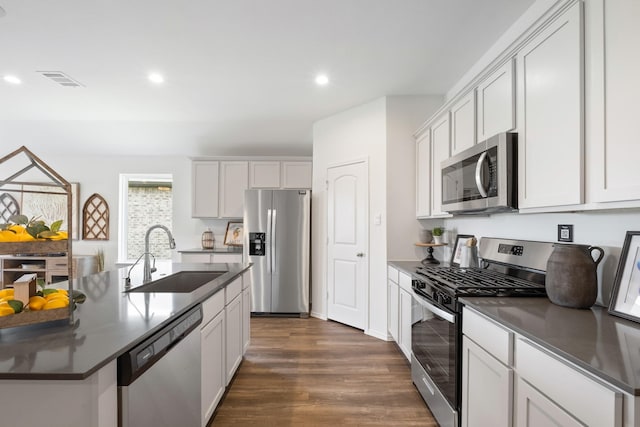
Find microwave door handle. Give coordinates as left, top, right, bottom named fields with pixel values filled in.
left=475, top=151, right=489, bottom=198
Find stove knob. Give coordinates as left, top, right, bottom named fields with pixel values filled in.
left=440, top=294, right=452, bottom=305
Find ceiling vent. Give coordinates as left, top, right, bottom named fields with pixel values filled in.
left=37, top=71, right=84, bottom=87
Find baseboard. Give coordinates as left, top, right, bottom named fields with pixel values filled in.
left=310, top=311, right=327, bottom=320
left=365, top=328, right=391, bottom=341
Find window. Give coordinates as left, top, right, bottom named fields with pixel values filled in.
left=118, top=173, right=173, bottom=263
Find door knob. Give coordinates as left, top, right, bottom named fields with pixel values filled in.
left=356, top=252, right=365, bottom=257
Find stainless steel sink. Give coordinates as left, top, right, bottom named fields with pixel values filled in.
left=126, top=271, right=225, bottom=293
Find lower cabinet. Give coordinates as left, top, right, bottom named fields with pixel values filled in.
left=242, top=280, right=251, bottom=354
left=398, top=288, right=413, bottom=360
left=461, top=336, right=512, bottom=427
left=201, top=310, right=225, bottom=426
left=462, top=306, right=623, bottom=427
left=387, top=278, right=399, bottom=342
left=225, top=292, right=243, bottom=385
left=386, top=264, right=415, bottom=361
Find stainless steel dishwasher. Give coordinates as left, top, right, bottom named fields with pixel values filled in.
left=118, top=304, right=202, bottom=427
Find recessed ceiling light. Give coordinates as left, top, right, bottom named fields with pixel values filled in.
left=3, top=75, right=21, bottom=85
left=315, top=74, right=329, bottom=86
left=148, top=73, right=164, bottom=84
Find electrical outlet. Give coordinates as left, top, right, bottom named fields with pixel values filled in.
left=558, top=224, right=573, bottom=242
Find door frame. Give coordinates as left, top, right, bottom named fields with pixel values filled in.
left=325, top=157, right=369, bottom=331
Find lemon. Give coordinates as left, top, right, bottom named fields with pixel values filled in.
left=0, top=288, right=14, bottom=299
left=28, top=296, right=47, bottom=311
left=43, top=299, right=69, bottom=310
left=0, top=305, right=14, bottom=316
left=45, top=293, right=68, bottom=302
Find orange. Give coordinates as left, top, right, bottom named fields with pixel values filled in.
left=28, top=296, right=47, bottom=311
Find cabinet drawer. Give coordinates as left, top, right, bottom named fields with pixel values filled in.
left=225, top=277, right=242, bottom=305
left=387, top=266, right=398, bottom=283
left=463, top=307, right=512, bottom=366
left=516, top=338, right=622, bottom=427
left=399, top=272, right=412, bottom=293
left=202, top=290, right=225, bottom=326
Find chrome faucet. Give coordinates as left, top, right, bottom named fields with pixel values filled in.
left=143, top=224, right=176, bottom=283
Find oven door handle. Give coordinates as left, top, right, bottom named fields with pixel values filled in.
left=475, top=151, right=489, bottom=198
left=414, top=294, right=455, bottom=323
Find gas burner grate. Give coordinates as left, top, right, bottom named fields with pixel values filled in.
left=415, top=265, right=546, bottom=295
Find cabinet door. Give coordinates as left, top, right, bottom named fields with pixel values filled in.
left=201, top=311, right=225, bottom=426
left=450, top=91, right=476, bottom=156
left=398, top=288, right=413, bottom=360
left=517, top=2, right=583, bottom=209
left=416, top=131, right=431, bottom=218
left=516, top=377, right=582, bottom=427
left=387, top=280, right=399, bottom=342
left=588, top=0, right=640, bottom=202
left=281, top=161, right=312, bottom=189
left=431, top=113, right=451, bottom=216
left=461, top=337, right=512, bottom=427
left=219, top=161, right=249, bottom=218
left=192, top=161, right=219, bottom=218
left=242, top=286, right=250, bottom=354
left=225, top=294, right=243, bottom=385
left=477, top=59, right=515, bottom=141
left=249, top=161, right=280, bottom=188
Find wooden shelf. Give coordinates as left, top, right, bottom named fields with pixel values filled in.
left=415, top=242, right=447, bottom=247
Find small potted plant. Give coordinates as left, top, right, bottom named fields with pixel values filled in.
left=432, top=227, right=444, bottom=244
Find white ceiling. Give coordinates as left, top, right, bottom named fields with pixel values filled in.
left=0, top=0, right=535, bottom=157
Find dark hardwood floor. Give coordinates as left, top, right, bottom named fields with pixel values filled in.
left=210, top=317, right=436, bottom=426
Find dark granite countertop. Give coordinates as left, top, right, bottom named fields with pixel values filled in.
left=178, top=247, right=243, bottom=254
left=460, top=297, right=640, bottom=396
left=0, top=262, right=250, bottom=380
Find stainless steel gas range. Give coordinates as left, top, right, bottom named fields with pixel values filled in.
left=410, top=237, right=555, bottom=427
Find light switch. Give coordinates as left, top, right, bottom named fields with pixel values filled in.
left=374, top=213, right=382, bottom=225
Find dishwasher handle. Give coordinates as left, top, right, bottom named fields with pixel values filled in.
left=117, top=304, right=202, bottom=386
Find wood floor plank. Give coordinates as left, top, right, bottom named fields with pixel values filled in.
left=210, top=317, right=437, bottom=426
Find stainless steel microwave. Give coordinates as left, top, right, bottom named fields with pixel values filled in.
left=441, top=132, right=517, bottom=214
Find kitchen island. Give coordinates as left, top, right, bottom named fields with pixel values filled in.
left=0, top=262, right=250, bottom=426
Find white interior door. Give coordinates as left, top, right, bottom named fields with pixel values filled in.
left=327, top=161, right=368, bottom=330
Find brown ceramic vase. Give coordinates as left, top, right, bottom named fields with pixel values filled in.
left=545, top=244, right=604, bottom=309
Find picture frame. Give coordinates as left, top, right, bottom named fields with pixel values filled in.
left=223, top=221, right=244, bottom=246
left=451, top=234, right=474, bottom=266
left=609, top=231, right=640, bottom=324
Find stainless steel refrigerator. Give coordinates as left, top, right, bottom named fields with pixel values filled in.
left=243, top=189, right=310, bottom=316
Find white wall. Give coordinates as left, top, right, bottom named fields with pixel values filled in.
left=7, top=150, right=232, bottom=271
left=312, top=95, right=442, bottom=339
left=438, top=208, right=640, bottom=307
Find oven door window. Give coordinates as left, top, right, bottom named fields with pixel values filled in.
left=442, top=146, right=498, bottom=205
left=411, top=297, right=458, bottom=408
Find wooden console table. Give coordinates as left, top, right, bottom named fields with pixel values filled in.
left=1, top=254, right=99, bottom=287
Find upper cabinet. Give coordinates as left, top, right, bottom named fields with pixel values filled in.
left=192, top=158, right=311, bottom=218
left=192, top=161, right=220, bottom=218
left=249, top=161, right=280, bottom=188
left=281, top=161, right=312, bottom=189
left=431, top=113, right=451, bottom=217
left=219, top=161, right=249, bottom=218
left=450, top=91, right=476, bottom=156
left=517, top=1, right=583, bottom=210
left=476, top=59, right=515, bottom=141
left=587, top=0, right=640, bottom=204
left=416, top=130, right=431, bottom=218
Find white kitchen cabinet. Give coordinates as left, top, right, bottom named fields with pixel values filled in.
left=201, top=310, right=225, bottom=426
left=517, top=2, right=584, bottom=210
left=192, top=161, right=219, bottom=218
left=462, top=337, right=512, bottom=427
left=387, top=278, right=399, bottom=342
left=219, top=161, right=249, bottom=218
left=281, top=161, right=312, bottom=189
left=398, top=287, right=413, bottom=360
left=225, top=277, right=243, bottom=385
left=450, top=91, right=476, bottom=156
left=242, top=271, right=251, bottom=354
left=476, top=59, right=515, bottom=141
left=587, top=0, right=640, bottom=203
left=516, top=377, right=583, bottom=427
left=431, top=113, right=450, bottom=216
left=249, top=161, right=280, bottom=188
left=415, top=130, right=431, bottom=218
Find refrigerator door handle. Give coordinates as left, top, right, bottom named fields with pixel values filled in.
left=266, top=208, right=272, bottom=273
left=271, top=208, right=277, bottom=272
